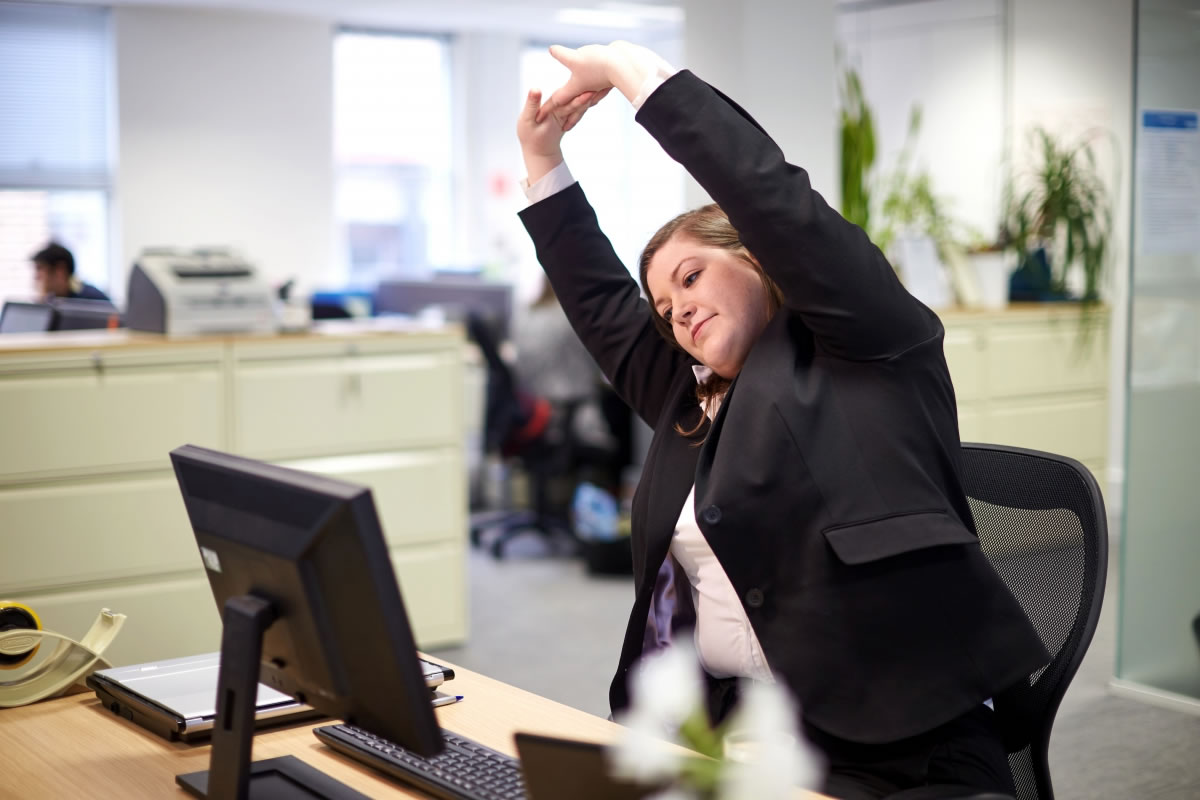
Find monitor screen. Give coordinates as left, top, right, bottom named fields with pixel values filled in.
left=374, top=278, right=512, bottom=341
left=169, top=444, right=442, bottom=757
left=50, top=298, right=121, bottom=331
left=0, top=301, right=55, bottom=334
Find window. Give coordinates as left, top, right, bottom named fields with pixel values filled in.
left=518, top=44, right=684, bottom=286
left=334, top=31, right=455, bottom=285
left=0, top=3, right=113, bottom=305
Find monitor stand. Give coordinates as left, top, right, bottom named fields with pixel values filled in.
left=176, top=594, right=368, bottom=800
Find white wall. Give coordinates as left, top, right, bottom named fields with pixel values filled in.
left=113, top=7, right=334, bottom=298
left=683, top=0, right=838, bottom=207
left=456, top=31, right=524, bottom=281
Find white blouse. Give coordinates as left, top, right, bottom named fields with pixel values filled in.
left=669, top=366, right=774, bottom=683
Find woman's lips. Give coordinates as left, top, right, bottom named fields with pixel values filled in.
left=691, top=316, right=711, bottom=344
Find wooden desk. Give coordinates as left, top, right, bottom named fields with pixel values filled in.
left=0, top=660, right=829, bottom=798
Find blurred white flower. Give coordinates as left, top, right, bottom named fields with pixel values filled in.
left=648, top=788, right=702, bottom=800
left=629, top=641, right=704, bottom=726
left=716, top=682, right=824, bottom=800
left=609, top=706, right=685, bottom=783
left=606, top=643, right=824, bottom=800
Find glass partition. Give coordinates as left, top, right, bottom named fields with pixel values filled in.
left=1116, top=0, right=1200, bottom=710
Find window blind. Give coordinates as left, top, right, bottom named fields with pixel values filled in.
left=0, top=3, right=111, bottom=190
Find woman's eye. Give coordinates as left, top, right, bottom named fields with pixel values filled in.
left=663, top=308, right=672, bottom=322
left=683, top=271, right=699, bottom=287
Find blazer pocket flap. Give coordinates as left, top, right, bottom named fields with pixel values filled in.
left=823, top=511, right=978, bottom=565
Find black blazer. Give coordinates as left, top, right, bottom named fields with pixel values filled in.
left=519, top=70, right=1047, bottom=745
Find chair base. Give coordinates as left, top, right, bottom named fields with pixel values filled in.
left=469, top=509, right=578, bottom=559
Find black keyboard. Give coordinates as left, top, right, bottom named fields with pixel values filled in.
left=314, top=723, right=526, bottom=800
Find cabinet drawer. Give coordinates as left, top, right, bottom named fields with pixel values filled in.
left=0, top=473, right=198, bottom=594
left=232, top=332, right=462, bottom=362
left=280, top=450, right=465, bottom=547
left=0, top=362, right=225, bottom=482
left=13, top=574, right=221, bottom=667
left=391, top=545, right=466, bottom=649
left=987, top=324, right=1108, bottom=397
left=943, top=328, right=984, bottom=401
left=1081, top=460, right=1108, bottom=501
left=957, top=407, right=985, bottom=442
left=233, top=352, right=461, bottom=459
left=986, top=397, right=1108, bottom=463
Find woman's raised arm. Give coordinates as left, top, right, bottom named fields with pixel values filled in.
left=517, top=83, right=692, bottom=428
left=544, top=42, right=936, bottom=362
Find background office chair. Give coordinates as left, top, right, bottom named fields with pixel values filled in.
left=957, top=443, right=1108, bottom=800
left=465, top=314, right=608, bottom=559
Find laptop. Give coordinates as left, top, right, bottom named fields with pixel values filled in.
left=87, top=652, right=455, bottom=742
left=0, top=301, right=55, bottom=334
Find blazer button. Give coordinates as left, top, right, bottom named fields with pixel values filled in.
left=701, top=505, right=722, bottom=525
left=745, top=588, right=765, bottom=608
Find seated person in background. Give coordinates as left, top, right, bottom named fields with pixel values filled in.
left=513, top=277, right=617, bottom=457
left=32, top=242, right=110, bottom=303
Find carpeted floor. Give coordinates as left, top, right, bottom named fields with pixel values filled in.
left=429, top=536, right=1200, bottom=799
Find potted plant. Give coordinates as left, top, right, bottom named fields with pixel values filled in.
left=960, top=236, right=1019, bottom=311
left=1003, top=126, right=1113, bottom=305
left=838, top=66, right=876, bottom=235
left=874, top=108, right=966, bottom=255
left=837, top=67, right=977, bottom=310
left=873, top=108, right=975, bottom=309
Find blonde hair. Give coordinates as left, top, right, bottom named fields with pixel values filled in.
left=638, top=204, right=783, bottom=439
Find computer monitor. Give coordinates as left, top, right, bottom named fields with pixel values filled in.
left=0, top=301, right=55, bottom=334
left=374, top=278, right=512, bottom=341
left=169, top=444, right=441, bottom=799
left=50, top=298, right=121, bottom=330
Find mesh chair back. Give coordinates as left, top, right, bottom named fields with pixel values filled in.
left=959, top=444, right=1108, bottom=800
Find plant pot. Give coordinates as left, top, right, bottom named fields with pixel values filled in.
left=969, top=250, right=1017, bottom=310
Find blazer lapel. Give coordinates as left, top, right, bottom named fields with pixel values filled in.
left=630, top=375, right=706, bottom=591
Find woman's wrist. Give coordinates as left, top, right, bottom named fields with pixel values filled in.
left=523, top=151, right=564, bottom=186
left=605, top=43, right=648, bottom=104
left=606, top=41, right=672, bottom=105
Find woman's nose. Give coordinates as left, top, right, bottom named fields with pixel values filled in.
left=676, top=303, right=695, bottom=323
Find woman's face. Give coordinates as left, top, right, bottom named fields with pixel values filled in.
left=646, top=233, right=771, bottom=378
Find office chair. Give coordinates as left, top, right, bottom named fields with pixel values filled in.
left=957, top=443, right=1108, bottom=800
left=465, top=314, right=601, bottom=559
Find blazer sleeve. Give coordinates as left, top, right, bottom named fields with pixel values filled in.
left=635, top=70, right=937, bottom=361
left=519, top=182, right=691, bottom=428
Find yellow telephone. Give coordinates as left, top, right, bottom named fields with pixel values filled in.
left=0, top=601, right=126, bottom=708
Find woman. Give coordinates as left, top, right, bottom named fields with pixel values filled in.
left=516, top=41, right=1046, bottom=799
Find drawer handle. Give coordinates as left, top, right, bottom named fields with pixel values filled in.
left=91, top=351, right=105, bottom=376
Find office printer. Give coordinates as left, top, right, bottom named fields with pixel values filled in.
left=126, top=247, right=276, bottom=336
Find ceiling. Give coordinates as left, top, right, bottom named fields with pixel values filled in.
left=41, top=0, right=685, bottom=39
